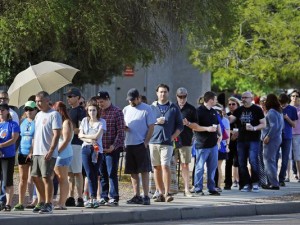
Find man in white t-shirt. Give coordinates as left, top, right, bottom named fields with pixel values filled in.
left=123, top=88, right=156, bottom=205
left=31, top=91, right=62, bottom=214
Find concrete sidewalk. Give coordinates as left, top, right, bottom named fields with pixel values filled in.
left=1, top=181, right=300, bottom=225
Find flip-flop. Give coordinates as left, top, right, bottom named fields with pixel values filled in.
left=54, top=206, right=67, bottom=210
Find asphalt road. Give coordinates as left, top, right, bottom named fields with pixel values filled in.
left=116, top=213, right=300, bottom=225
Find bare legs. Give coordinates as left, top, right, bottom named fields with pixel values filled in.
left=54, top=166, right=69, bottom=207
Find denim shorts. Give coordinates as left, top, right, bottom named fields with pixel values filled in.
left=55, top=156, right=73, bottom=167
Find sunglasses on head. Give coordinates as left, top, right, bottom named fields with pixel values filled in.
left=177, top=95, right=187, bottom=99
left=24, top=107, right=34, bottom=112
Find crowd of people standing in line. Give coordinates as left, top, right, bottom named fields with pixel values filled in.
left=0, top=86, right=299, bottom=214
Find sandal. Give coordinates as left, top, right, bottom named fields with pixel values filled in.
left=25, top=204, right=35, bottom=209
left=4, top=205, right=11, bottom=211
left=54, top=206, right=67, bottom=210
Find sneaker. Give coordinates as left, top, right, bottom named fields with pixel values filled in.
left=154, top=194, right=165, bottom=202
left=105, top=199, right=119, bottom=207
left=99, top=198, right=108, bottom=206
left=194, top=190, right=205, bottom=196
left=184, top=190, right=195, bottom=197
left=76, top=197, right=84, bottom=207
left=39, top=203, right=53, bottom=214
left=189, top=186, right=195, bottom=193
left=13, top=203, right=24, bottom=211
left=279, top=182, right=286, bottom=187
left=215, top=187, right=222, bottom=192
left=233, top=180, right=238, bottom=187
left=32, top=202, right=44, bottom=213
left=65, top=197, right=76, bottom=207
left=142, top=196, right=150, bottom=205
left=152, top=190, right=160, bottom=199
left=165, top=193, right=174, bottom=202
left=241, top=185, right=251, bottom=192
left=85, top=199, right=94, bottom=208
left=209, top=190, right=221, bottom=196
left=252, top=184, right=260, bottom=193
left=93, top=199, right=100, bottom=209
left=126, top=195, right=143, bottom=204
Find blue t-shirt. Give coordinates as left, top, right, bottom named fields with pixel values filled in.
left=0, top=120, right=20, bottom=158
left=20, top=119, right=35, bottom=155
left=282, top=105, right=298, bottom=139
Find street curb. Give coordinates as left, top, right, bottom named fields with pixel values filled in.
left=2, top=202, right=300, bottom=225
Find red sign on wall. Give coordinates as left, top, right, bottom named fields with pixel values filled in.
left=123, top=66, right=134, bottom=76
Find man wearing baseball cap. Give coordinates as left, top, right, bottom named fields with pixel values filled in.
left=123, top=88, right=156, bottom=205
left=64, top=87, right=86, bottom=207
left=175, top=87, right=197, bottom=197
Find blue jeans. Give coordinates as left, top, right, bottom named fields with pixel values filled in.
left=263, top=137, right=281, bottom=187
left=277, top=139, right=292, bottom=183
left=99, top=148, right=120, bottom=201
left=194, top=145, right=218, bottom=192
left=237, top=141, right=260, bottom=187
left=82, top=145, right=102, bottom=198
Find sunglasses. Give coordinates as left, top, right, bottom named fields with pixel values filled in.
left=25, top=108, right=34, bottom=112
left=177, top=95, right=187, bottom=99
left=67, top=95, right=76, bottom=98
left=228, top=103, right=236, bottom=106
left=0, top=97, right=8, bottom=101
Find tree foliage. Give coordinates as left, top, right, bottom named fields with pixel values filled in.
left=189, top=0, right=300, bottom=94
left=0, top=0, right=234, bottom=86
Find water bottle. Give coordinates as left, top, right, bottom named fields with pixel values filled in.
left=92, top=144, right=99, bottom=163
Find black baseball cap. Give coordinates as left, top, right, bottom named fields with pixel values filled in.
left=64, top=87, right=82, bottom=97
left=126, top=88, right=139, bottom=101
left=97, top=91, right=110, bottom=99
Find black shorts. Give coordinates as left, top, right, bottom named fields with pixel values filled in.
left=18, top=154, right=32, bottom=165
left=124, top=143, right=151, bottom=174
left=0, top=157, right=15, bottom=187
left=218, top=151, right=228, bottom=160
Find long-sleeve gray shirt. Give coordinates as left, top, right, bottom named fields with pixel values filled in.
left=261, top=109, right=284, bottom=140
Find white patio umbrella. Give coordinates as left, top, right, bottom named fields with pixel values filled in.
left=8, top=61, right=80, bottom=107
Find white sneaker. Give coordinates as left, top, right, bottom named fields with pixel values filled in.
left=252, top=184, right=259, bottom=193
left=241, top=185, right=251, bottom=192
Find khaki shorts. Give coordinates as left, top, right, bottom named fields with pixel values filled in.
left=69, top=145, right=82, bottom=173
left=174, top=146, right=192, bottom=164
left=149, top=144, right=173, bottom=167
left=31, top=155, right=56, bottom=178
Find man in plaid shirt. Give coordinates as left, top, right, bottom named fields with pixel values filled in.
left=97, top=91, right=125, bottom=206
